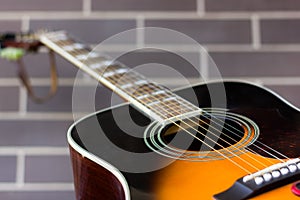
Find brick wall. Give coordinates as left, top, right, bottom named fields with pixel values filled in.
left=1, top=0, right=300, bottom=199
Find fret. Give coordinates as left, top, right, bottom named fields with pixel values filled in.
left=62, top=45, right=76, bottom=51
left=147, top=100, right=160, bottom=107
left=74, top=43, right=86, bottom=49
left=74, top=53, right=102, bottom=61
left=162, top=96, right=177, bottom=102
left=54, top=39, right=90, bottom=54
left=120, top=73, right=146, bottom=85
left=84, top=52, right=100, bottom=58
left=143, top=91, right=169, bottom=102
left=149, top=100, right=195, bottom=119
left=55, top=39, right=75, bottom=46
left=89, top=60, right=113, bottom=70
left=150, top=103, right=181, bottom=119
left=101, top=65, right=127, bottom=80
left=113, top=71, right=144, bottom=88
left=81, top=57, right=110, bottom=69
left=70, top=48, right=90, bottom=55
left=155, top=93, right=170, bottom=101
left=105, top=73, right=130, bottom=85
left=76, top=54, right=89, bottom=60
left=135, top=80, right=148, bottom=85
left=134, top=83, right=159, bottom=94
left=136, top=94, right=150, bottom=100
left=106, top=68, right=129, bottom=77
left=39, top=31, right=202, bottom=124
left=102, top=63, right=121, bottom=71
left=61, top=43, right=86, bottom=51
left=62, top=43, right=86, bottom=51
left=120, top=83, right=133, bottom=89
left=152, top=90, right=166, bottom=96
left=88, top=58, right=111, bottom=68
left=48, top=34, right=68, bottom=42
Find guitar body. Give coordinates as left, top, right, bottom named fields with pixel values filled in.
left=68, top=81, right=300, bottom=200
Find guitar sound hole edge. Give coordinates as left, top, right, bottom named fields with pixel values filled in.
left=144, top=109, right=260, bottom=161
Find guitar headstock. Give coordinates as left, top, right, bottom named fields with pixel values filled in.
left=0, top=31, right=44, bottom=53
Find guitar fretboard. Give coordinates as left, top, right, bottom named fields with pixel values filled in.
left=39, top=31, right=201, bottom=123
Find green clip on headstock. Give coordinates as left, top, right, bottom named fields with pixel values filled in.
left=0, top=32, right=42, bottom=61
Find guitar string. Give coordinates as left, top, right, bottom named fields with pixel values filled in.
left=141, top=87, right=284, bottom=165
left=78, top=54, right=286, bottom=166
left=72, top=45, right=289, bottom=162
left=80, top=48, right=289, bottom=163
left=52, top=39, right=257, bottom=173
left=106, top=71, right=295, bottom=174
left=98, top=67, right=279, bottom=170
left=104, top=71, right=271, bottom=171
left=104, top=71, right=279, bottom=169
left=59, top=37, right=298, bottom=173
left=151, top=88, right=287, bottom=162
left=104, top=64, right=292, bottom=167
left=53, top=37, right=288, bottom=173
left=159, top=90, right=290, bottom=161
left=52, top=37, right=284, bottom=170
left=198, top=108, right=290, bottom=160
left=55, top=37, right=289, bottom=166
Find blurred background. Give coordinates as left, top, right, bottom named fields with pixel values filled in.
left=0, top=0, right=300, bottom=199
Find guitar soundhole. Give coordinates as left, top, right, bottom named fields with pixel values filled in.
left=144, top=109, right=259, bottom=161
left=161, top=116, right=245, bottom=152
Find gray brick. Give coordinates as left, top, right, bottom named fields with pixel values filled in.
left=209, top=52, right=300, bottom=77
left=23, top=53, right=79, bottom=78
left=266, top=85, right=300, bottom=108
left=261, top=19, right=300, bottom=44
left=30, top=20, right=136, bottom=44
left=0, top=156, right=16, bottom=182
left=0, top=59, right=17, bottom=78
left=0, top=120, right=72, bottom=146
left=27, top=85, right=123, bottom=112
left=26, top=86, right=73, bottom=112
left=27, top=86, right=72, bottom=112
left=114, top=50, right=201, bottom=78
left=0, top=21, right=21, bottom=32
left=92, top=0, right=197, bottom=11
left=145, top=20, right=251, bottom=44
left=205, top=0, right=300, bottom=11
left=0, top=86, right=19, bottom=111
left=25, top=155, right=73, bottom=182
left=0, top=0, right=82, bottom=11
left=0, top=191, right=75, bottom=200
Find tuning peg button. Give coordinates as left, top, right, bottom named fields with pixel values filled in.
left=291, top=181, right=300, bottom=196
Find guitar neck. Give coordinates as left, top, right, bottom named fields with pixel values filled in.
left=39, top=31, right=201, bottom=123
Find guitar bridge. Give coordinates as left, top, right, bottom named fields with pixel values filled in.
left=214, top=158, right=300, bottom=200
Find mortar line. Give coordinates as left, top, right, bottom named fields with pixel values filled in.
left=83, top=0, right=92, bottom=16
left=197, top=0, right=206, bottom=16
left=16, top=150, right=25, bottom=187
left=136, top=15, right=145, bottom=48
left=19, top=86, right=27, bottom=115
left=200, top=48, right=209, bottom=79
left=21, top=15, right=30, bottom=32
left=251, top=14, right=261, bottom=50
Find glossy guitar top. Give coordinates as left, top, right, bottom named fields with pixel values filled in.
left=68, top=81, right=300, bottom=200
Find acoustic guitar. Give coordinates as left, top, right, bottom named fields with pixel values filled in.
left=3, top=31, right=300, bottom=199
